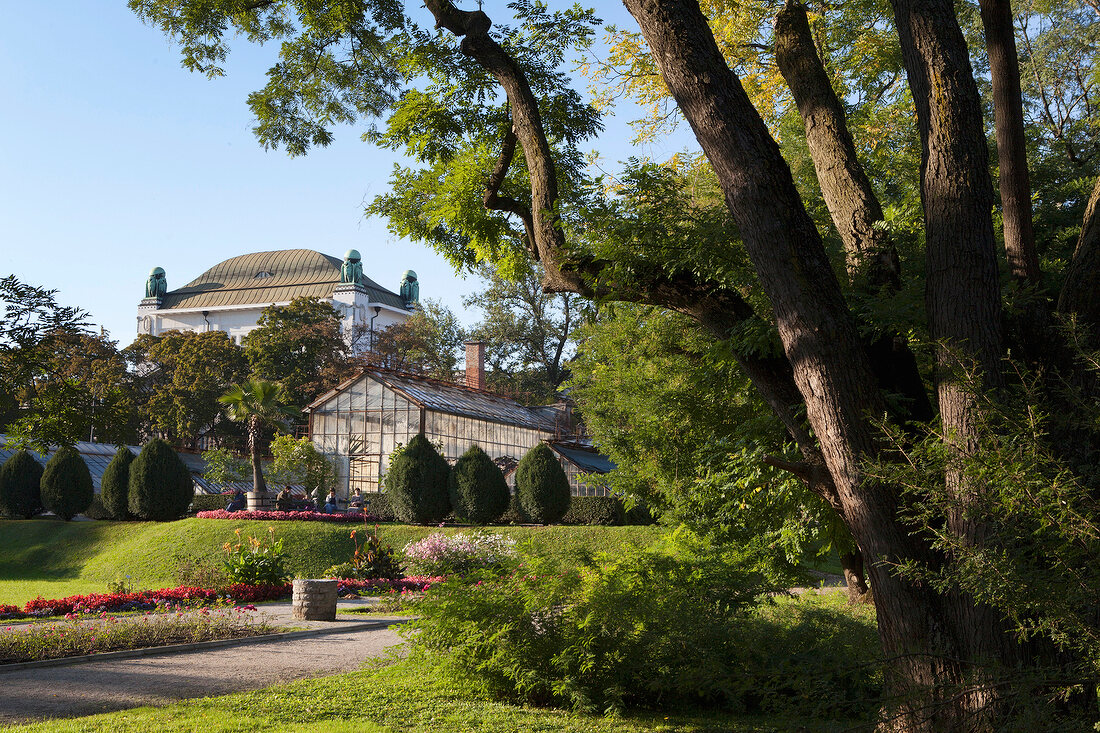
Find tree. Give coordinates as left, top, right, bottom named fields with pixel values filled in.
left=130, top=0, right=1100, bottom=726
left=135, top=330, right=248, bottom=449
left=245, top=297, right=352, bottom=408
left=369, top=299, right=466, bottom=379
left=0, top=449, right=43, bottom=519
left=384, top=433, right=451, bottom=524
left=0, top=276, right=93, bottom=452
left=267, top=434, right=337, bottom=496
left=515, top=443, right=570, bottom=525
left=40, top=446, right=93, bottom=521
left=128, top=438, right=193, bottom=521
left=464, top=265, right=580, bottom=402
left=99, top=446, right=136, bottom=520
left=448, top=443, right=509, bottom=524
left=218, top=379, right=295, bottom=504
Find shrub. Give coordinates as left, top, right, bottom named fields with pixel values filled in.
left=349, top=527, right=403, bottom=580
left=222, top=527, right=291, bottom=586
left=449, top=444, right=509, bottom=524
left=515, top=444, right=570, bottom=524
left=83, top=495, right=113, bottom=520
left=403, top=531, right=518, bottom=576
left=363, top=491, right=396, bottom=521
left=323, top=562, right=359, bottom=579
left=190, top=493, right=231, bottom=514
left=0, top=449, right=44, bottom=519
left=40, top=447, right=93, bottom=521
left=128, top=438, right=193, bottom=521
left=561, top=496, right=623, bottom=525
left=408, top=535, right=877, bottom=718
left=384, top=434, right=451, bottom=524
left=99, top=447, right=135, bottom=520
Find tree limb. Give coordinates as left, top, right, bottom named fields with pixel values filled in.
left=482, top=126, right=537, bottom=258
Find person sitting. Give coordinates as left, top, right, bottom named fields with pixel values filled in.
left=275, top=486, right=294, bottom=512
left=225, top=489, right=246, bottom=512
left=348, top=490, right=364, bottom=511
left=323, top=489, right=340, bottom=514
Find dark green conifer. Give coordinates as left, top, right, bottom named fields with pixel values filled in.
left=0, top=449, right=44, bottom=519
left=100, top=446, right=136, bottom=519
left=449, top=444, right=509, bottom=524
left=515, top=443, right=571, bottom=525
left=40, top=446, right=94, bottom=521
left=129, top=438, right=193, bottom=521
left=384, top=434, right=451, bottom=524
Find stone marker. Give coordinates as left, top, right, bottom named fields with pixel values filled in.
left=292, top=579, right=338, bottom=621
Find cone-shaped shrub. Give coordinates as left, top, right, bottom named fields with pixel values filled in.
left=449, top=444, right=509, bottom=524
left=129, top=438, right=193, bottom=521
left=515, top=443, right=571, bottom=525
left=100, top=446, right=135, bottom=520
left=40, top=446, right=93, bottom=521
left=0, top=449, right=44, bottom=519
left=384, top=434, right=451, bottom=524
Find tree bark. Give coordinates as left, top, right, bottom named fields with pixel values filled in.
left=774, top=1, right=900, bottom=289
left=1058, top=175, right=1100, bottom=335
left=840, top=548, right=870, bottom=603
left=980, top=0, right=1041, bottom=285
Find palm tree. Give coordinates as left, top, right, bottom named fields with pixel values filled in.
left=218, top=379, right=295, bottom=507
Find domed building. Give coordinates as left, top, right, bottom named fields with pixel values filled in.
left=136, top=249, right=419, bottom=349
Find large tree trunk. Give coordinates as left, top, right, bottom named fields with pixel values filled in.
left=1058, top=175, right=1100, bottom=336
left=840, top=548, right=870, bottom=603
left=979, top=0, right=1041, bottom=285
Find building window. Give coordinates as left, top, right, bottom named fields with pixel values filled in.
left=254, top=271, right=274, bottom=279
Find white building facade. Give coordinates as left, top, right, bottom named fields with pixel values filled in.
left=136, top=249, right=418, bottom=348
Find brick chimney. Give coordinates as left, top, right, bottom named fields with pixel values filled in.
left=464, top=340, right=486, bottom=390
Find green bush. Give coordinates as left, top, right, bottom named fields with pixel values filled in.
left=498, top=493, right=529, bottom=524
left=40, top=447, right=94, bottom=521
left=384, top=434, right=451, bottom=524
left=128, top=438, right=194, bottom=521
left=190, top=493, right=230, bottom=514
left=99, top=447, right=135, bottom=520
left=561, top=496, right=623, bottom=525
left=223, top=527, right=290, bottom=586
left=409, top=534, right=878, bottom=719
left=363, top=491, right=396, bottom=521
left=0, top=449, right=44, bottom=519
left=322, top=562, right=359, bottom=579
left=449, top=445, right=509, bottom=524
left=348, top=527, right=403, bottom=579
left=515, top=444, right=570, bottom=524
left=83, top=495, right=113, bottom=520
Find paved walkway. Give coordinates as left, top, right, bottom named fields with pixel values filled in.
left=0, top=600, right=407, bottom=725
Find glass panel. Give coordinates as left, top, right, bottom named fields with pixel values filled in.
left=366, top=380, right=382, bottom=409
left=337, top=390, right=350, bottom=411
left=349, top=380, right=366, bottom=410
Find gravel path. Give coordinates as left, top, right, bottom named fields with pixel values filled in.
left=0, top=603, right=406, bottom=725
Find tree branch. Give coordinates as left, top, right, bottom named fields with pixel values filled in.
left=482, top=125, right=537, bottom=258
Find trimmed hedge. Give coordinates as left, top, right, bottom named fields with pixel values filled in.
left=129, top=439, right=193, bottom=521
left=384, top=434, right=451, bottom=524
left=41, top=446, right=94, bottom=521
left=363, top=491, right=397, bottom=521
left=190, top=493, right=230, bottom=514
left=561, top=496, right=624, bottom=526
left=515, top=444, right=571, bottom=525
left=83, top=495, right=113, bottom=520
left=449, top=444, right=509, bottom=524
left=0, top=449, right=44, bottom=519
left=99, top=447, right=135, bottom=520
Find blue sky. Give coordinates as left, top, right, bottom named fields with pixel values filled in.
left=0, top=1, right=693, bottom=345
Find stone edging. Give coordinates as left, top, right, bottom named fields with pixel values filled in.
left=0, top=618, right=397, bottom=674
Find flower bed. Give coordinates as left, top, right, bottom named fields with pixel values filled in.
left=196, top=509, right=381, bottom=523
left=335, top=576, right=442, bottom=597
left=1, top=583, right=291, bottom=620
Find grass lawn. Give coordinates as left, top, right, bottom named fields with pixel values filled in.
left=0, top=517, right=665, bottom=605
left=5, top=655, right=862, bottom=733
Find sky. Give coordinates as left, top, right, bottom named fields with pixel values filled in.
left=0, top=1, right=695, bottom=348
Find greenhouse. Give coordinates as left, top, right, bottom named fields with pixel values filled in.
left=305, top=368, right=610, bottom=497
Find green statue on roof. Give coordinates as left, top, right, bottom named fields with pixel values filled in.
left=340, top=249, right=363, bottom=285
left=400, top=270, right=419, bottom=307
left=145, top=267, right=167, bottom=298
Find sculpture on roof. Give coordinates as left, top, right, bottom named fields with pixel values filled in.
left=400, top=270, right=419, bottom=307
left=340, top=249, right=363, bottom=285
left=145, top=267, right=167, bottom=298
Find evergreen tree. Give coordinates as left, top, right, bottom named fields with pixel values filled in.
left=128, top=438, right=193, bottom=521
left=448, top=444, right=509, bottom=524
left=384, top=434, right=450, bottom=524
left=100, top=446, right=136, bottom=520
left=515, top=444, right=570, bottom=525
left=40, top=446, right=93, bottom=521
left=0, top=449, right=44, bottom=519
